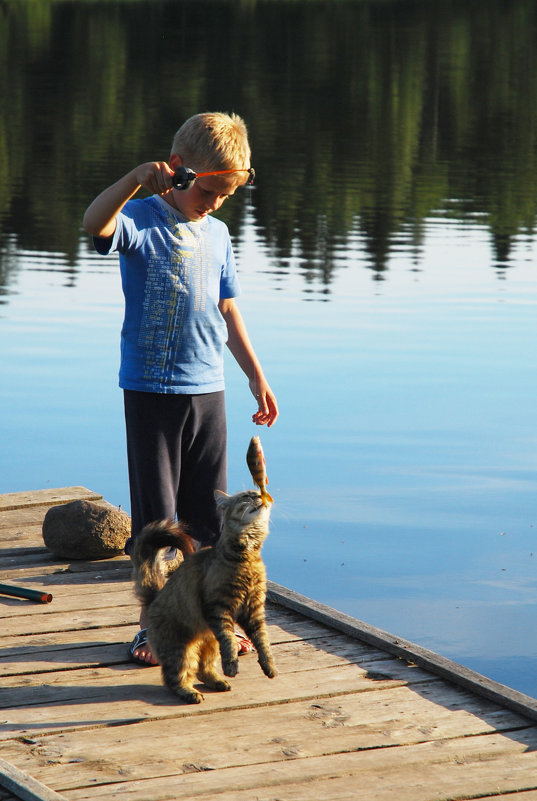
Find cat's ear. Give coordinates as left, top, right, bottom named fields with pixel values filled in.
left=214, top=489, right=231, bottom=508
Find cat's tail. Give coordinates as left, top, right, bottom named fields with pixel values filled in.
left=131, top=520, right=196, bottom=607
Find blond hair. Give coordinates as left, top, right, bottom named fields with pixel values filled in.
left=171, top=112, right=251, bottom=172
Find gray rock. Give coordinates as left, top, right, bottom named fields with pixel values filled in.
left=42, top=500, right=131, bottom=560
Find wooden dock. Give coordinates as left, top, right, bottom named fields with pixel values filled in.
left=2, top=487, right=537, bottom=801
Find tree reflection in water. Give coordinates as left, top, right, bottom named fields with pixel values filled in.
left=1, top=0, right=537, bottom=285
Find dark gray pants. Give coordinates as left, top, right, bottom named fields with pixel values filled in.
left=123, top=389, right=227, bottom=553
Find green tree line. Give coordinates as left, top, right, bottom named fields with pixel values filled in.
left=1, top=0, right=537, bottom=286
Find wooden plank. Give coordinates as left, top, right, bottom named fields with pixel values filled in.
left=0, top=502, right=120, bottom=543
left=78, top=767, right=537, bottom=801
left=0, top=564, right=132, bottom=592
left=0, top=758, right=67, bottom=801
left=0, top=660, right=438, bottom=739
left=268, top=580, right=537, bottom=723
left=1, top=522, right=46, bottom=537
left=0, top=605, right=137, bottom=638
left=0, top=489, right=102, bottom=514
left=0, top=683, right=532, bottom=792
left=0, top=632, right=398, bottom=679
left=1, top=623, right=136, bottom=654
left=0, top=585, right=136, bottom=624
left=0, top=524, right=45, bottom=555
left=0, top=600, right=336, bottom=649
left=0, top=508, right=75, bottom=531
left=0, top=598, right=345, bottom=658
left=59, top=731, right=537, bottom=800
left=0, top=578, right=132, bottom=601
left=0, top=638, right=419, bottom=699
left=0, top=570, right=132, bottom=614
left=0, top=552, right=130, bottom=572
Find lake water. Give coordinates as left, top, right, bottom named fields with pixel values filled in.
left=1, top=0, right=537, bottom=698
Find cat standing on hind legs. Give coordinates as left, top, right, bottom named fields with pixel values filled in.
left=133, top=488, right=277, bottom=703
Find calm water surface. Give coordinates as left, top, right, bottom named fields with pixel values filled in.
left=1, top=0, right=537, bottom=698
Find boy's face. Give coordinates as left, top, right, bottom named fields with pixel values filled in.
left=167, top=154, right=245, bottom=222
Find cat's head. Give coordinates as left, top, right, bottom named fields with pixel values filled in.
left=214, top=489, right=271, bottom=551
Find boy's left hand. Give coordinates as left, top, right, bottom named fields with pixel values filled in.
left=218, top=297, right=279, bottom=428
left=250, top=377, right=278, bottom=427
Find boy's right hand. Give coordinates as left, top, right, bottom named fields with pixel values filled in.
left=133, top=162, right=176, bottom=197
left=83, top=162, right=175, bottom=237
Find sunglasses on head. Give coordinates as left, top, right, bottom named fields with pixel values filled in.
left=172, top=166, right=255, bottom=191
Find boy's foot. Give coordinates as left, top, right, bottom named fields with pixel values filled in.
left=128, top=628, right=158, bottom=666
left=236, top=632, right=254, bottom=654
left=128, top=629, right=253, bottom=665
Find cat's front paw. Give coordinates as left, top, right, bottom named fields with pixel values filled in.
left=223, top=658, right=239, bottom=677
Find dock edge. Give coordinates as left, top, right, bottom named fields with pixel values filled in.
left=267, top=580, right=537, bottom=724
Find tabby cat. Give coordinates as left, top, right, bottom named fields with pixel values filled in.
left=132, top=488, right=277, bottom=703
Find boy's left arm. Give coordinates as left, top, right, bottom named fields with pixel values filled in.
left=219, top=298, right=278, bottom=427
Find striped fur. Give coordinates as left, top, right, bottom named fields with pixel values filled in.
left=131, top=519, right=196, bottom=608
left=132, top=489, right=277, bottom=703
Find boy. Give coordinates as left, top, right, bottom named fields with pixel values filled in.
left=83, top=112, right=278, bottom=665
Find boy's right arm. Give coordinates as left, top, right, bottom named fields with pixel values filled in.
left=82, top=162, right=175, bottom=237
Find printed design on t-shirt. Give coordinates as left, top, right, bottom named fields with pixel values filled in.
left=137, top=210, right=208, bottom=384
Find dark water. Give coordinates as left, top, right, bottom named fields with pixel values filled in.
left=1, top=0, right=537, bottom=697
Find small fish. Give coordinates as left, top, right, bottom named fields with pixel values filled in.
left=246, top=436, right=273, bottom=504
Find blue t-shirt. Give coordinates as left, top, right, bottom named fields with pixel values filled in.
left=94, top=195, right=241, bottom=394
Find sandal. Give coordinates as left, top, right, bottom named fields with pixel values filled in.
left=236, top=632, right=254, bottom=655
left=128, top=628, right=159, bottom=667
left=128, top=628, right=253, bottom=664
